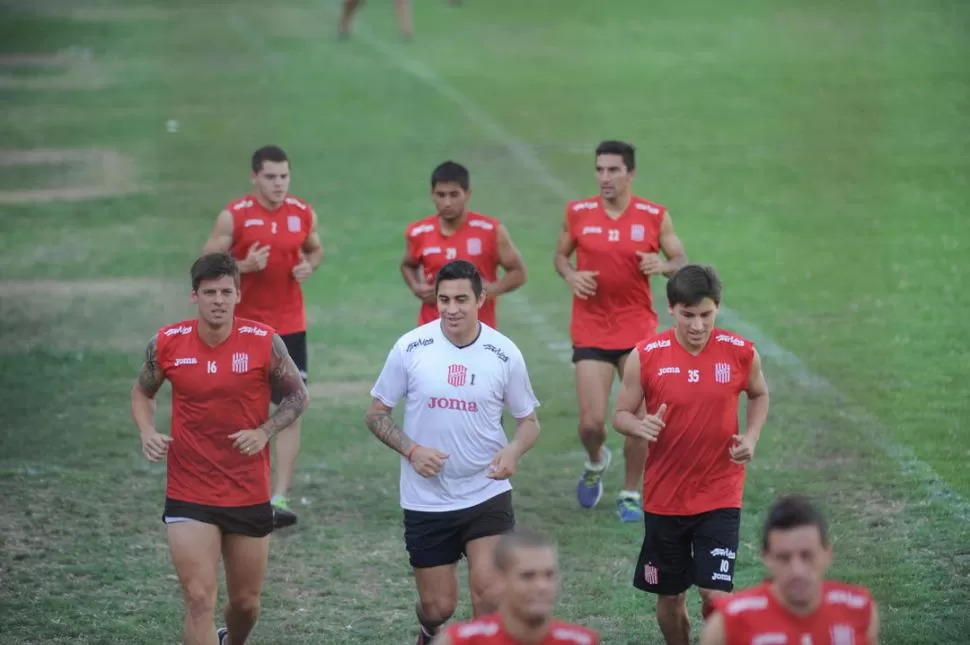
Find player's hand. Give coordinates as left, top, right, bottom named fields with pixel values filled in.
left=566, top=270, right=598, bottom=299
left=409, top=446, right=449, bottom=477
left=242, top=242, right=271, bottom=272
left=412, top=283, right=435, bottom=304
left=292, top=255, right=313, bottom=281
left=141, top=431, right=173, bottom=462
left=636, top=252, right=665, bottom=276
left=230, top=429, right=270, bottom=456
left=729, top=434, right=756, bottom=464
left=636, top=403, right=667, bottom=442
left=486, top=445, right=519, bottom=480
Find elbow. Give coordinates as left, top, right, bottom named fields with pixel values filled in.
left=610, top=409, right=624, bottom=433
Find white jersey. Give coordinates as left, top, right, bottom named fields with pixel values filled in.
left=370, top=321, right=540, bottom=512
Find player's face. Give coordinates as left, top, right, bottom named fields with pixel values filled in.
left=501, top=547, right=559, bottom=625
left=431, top=181, right=470, bottom=222
left=191, top=275, right=240, bottom=327
left=251, top=160, right=291, bottom=205
left=669, top=297, right=719, bottom=350
left=595, top=154, right=634, bottom=201
left=436, top=278, right=484, bottom=335
left=763, top=526, right=833, bottom=611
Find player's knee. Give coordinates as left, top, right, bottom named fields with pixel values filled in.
left=577, top=413, right=606, bottom=436
left=182, top=581, right=218, bottom=617
left=228, top=590, right=261, bottom=619
left=656, top=592, right=688, bottom=615
left=697, top=588, right=728, bottom=618
left=418, top=595, right=457, bottom=625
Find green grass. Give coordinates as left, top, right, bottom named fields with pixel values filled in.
left=1, top=0, right=968, bottom=643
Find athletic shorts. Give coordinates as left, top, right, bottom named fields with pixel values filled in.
left=571, top=345, right=635, bottom=366
left=272, top=331, right=308, bottom=405
left=403, top=491, right=515, bottom=569
left=633, top=507, right=741, bottom=596
left=162, top=497, right=274, bottom=538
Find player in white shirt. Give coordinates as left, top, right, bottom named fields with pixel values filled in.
left=365, top=259, right=542, bottom=645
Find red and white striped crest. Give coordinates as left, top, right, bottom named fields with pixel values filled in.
left=447, top=363, right=468, bottom=387
left=715, top=362, right=731, bottom=384
left=643, top=563, right=659, bottom=585
left=232, top=352, right=249, bottom=374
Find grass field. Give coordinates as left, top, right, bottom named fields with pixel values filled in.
left=1, top=0, right=968, bottom=643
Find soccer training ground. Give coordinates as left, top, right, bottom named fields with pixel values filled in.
left=1, top=1, right=967, bottom=643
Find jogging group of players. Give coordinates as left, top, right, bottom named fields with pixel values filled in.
left=130, top=142, right=881, bottom=644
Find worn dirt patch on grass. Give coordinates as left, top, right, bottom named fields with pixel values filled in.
left=0, top=47, right=107, bottom=90
left=0, top=53, right=75, bottom=67
left=0, top=278, right=192, bottom=353
left=1, top=1, right=169, bottom=23
left=0, top=149, right=145, bottom=204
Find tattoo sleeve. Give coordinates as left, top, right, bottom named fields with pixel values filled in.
left=136, top=335, right=165, bottom=397
left=262, top=334, right=309, bottom=437
left=365, top=404, right=415, bottom=457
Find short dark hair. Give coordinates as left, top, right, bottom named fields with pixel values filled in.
left=434, top=259, right=484, bottom=297
left=252, top=145, right=289, bottom=173
left=762, top=494, right=830, bottom=551
left=667, top=264, right=722, bottom=307
left=190, top=252, right=240, bottom=291
left=494, top=529, right=557, bottom=571
left=595, top=140, right=636, bottom=172
left=431, top=161, right=470, bottom=191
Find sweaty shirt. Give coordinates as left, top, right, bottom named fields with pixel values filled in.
left=226, top=194, right=313, bottom=336
left=716, top=580, right=874, bottom=645
left=154, top=317, right=275, bottom=507
left=446, top=614, right=599, bottom=645
left=405, top=212, right=501, bottom=329
left=370, top=321, right=539, bottom=512
left=636, top=328, right=755, bottom=516
left=565, top=195, right=665, bottom=349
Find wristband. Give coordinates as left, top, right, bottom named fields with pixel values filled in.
left=406, top=445, right=420, bottom=462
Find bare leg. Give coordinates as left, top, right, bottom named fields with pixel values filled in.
left=698, top=587, right=730, bottom=621
left=394, top=0, right=413, bottom=39
left=656, top=592, right=691, bottom=645
left=338, top=0, right=363, bottom=37
left=464, top=535, right=503, bottom=617
left=574, top=360, right=615, bottom=463
left=412, top=563, right=459, bottom=641
left=272, top=419, right=301, bottom=503
left=168, top=521, right=222, bottom=645
left=221, top=533, right=271, bottom=645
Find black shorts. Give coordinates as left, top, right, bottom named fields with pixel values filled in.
left=633, top=507, right=741, bottom=596
left=272, top=332, right=308, bottom=405
left=571, top=345, right=635, bottom=367
left=403, top=491, right=515, bottom=569
left=162, top=497, right=274, bottom=538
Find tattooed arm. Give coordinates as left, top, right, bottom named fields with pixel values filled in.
left=261, top=333, right=310, bottom=437
left=131, top=335, right=171, bottom=461
left=364, top=398, right=415, bottom=457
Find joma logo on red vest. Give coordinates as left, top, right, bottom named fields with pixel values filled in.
left=427, top=397, right=479, bottom=412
